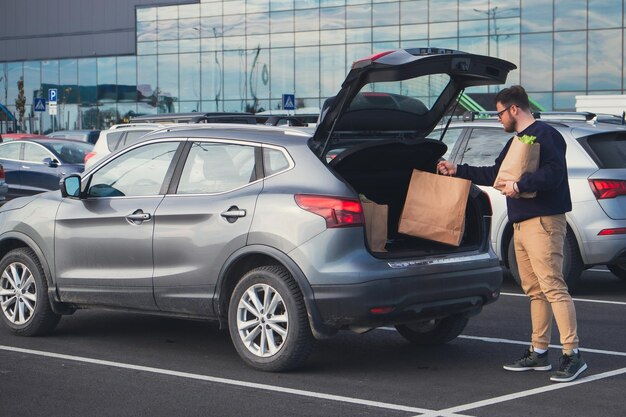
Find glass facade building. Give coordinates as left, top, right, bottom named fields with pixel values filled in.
left=1, top=0, right=625, bottom=134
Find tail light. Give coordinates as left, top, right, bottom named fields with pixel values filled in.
left=84, top=151, right=96, bottom=164
left=295, top=194, right=364, bottom=228
left=0, top=165, right=5, bottom=180
left=588, top=179, right=626, bottom=199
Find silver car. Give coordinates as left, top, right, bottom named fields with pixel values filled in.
left=0, top=48, right=514, bottom=371
left=430, top=113, right=626, bottom=291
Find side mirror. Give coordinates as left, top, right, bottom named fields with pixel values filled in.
left=43, top=157, right=59, bottom=167
left=61, top=174, right=82, bottom=198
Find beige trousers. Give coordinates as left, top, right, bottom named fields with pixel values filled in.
left=514, top=214, right=579, bottom=350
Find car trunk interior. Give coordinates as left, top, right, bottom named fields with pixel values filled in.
left=328, top=138, right=485, bottom=257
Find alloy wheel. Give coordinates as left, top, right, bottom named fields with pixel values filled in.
left=0, top=262, right=37, bottom=325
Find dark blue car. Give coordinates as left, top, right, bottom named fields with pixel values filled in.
left=0, top=139, right=92, bottom=199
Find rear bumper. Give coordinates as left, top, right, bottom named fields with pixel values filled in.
left=311, top=265, right=502, bottom=329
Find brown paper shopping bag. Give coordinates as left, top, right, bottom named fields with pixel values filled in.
left=360, top=195, right=388, bottom=252
left=398, top=170, right=471, bottom=247
left=493, top=137, right=540, bottom=198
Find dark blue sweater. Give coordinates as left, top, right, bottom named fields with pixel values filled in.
left=456, top=120, right=572, bottom=223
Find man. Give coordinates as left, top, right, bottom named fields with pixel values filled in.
left=437, top=85, right=587, bottom=383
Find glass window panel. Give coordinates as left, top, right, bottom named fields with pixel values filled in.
left=224, top=0, right=245, bottom=15
left=180, top=53, right=201, bottom=105
left=23, top=61, right=41, bottom=104
left=321, top=29, right=346, bottom=45
left=6, top=63, right=22, bottom=107
left=588, top=0, right=621, bottom=29
left=458, top=0, right=490, bottom=21
left=347, top=43, right=372, bottom=65
left=247, top=13, right=270, bottom=35
left=459, top=19, right=488, bottom=37
left=295, top=9, right=319, bottom=31
left=271, top=0, right=294, bottom=11
left=137, top=41, right=157, bottom=55
left=158, top=54, right=179, bottom=112
left=373, top=2, right=398, bottom=26
left=89, top=142, right=179, bottom=197
left=224, top=36, right=246, bottom=50
left=200, top=2, right=223, bottom=17
left=431, top=38, right=459, bottom=51
left=295, top=31, right=320, bottom=46
left=494, top=17, right=520, bottom=35
left=492, top=34, right=519, bottom=84
left=320, top=7, right=345, bottom=30
left=401, top=24, right=428, bottom=41
left=179, top=18, right=200, bottom=39
left=248, top=0, right=270, bottom=13
left=321, top=45, right=346, bottom=97
left=401, top=38, right=428, bottom=49
left=178, top=4, right=200, bottom=19
left=247, top=34, right=270, bottom=50
left=117, top=57, right=137, bottom=102
left=588, top=29, right=622, bottom=90
left=295, top=46, right=320, bottom=98
left=321, top=0, right=344, bottom=6
left=137, top=21, right=157, bottom=42
left=459, top=36, right=488, bottom=55
left=373, top=41, right=399, bottom=52
left=521, top=33, right=552, bottom=91
left=400, top=0, right=428, bottom=25
left=97, top=57, right=116, bottom=104
left=520, top=0, right=553, bottom=33
left=270, top=48, right=294, bottom=99
left=137, top=7, right=157, bottom=22
left=347, top=28, right=371, bottom=43
left=429, top=0, right=458, bottom=23
left=201, top=51, right=224, bottom=105
left=271, top=33, right=294, bottom=48
left=430, top=22, right=458, bottom=39
left=554, top=92, right=576, bottom=111
left=271, top=10, right=294, bottom=33
left=223, top=51, right=246, bottom=101
left=373, top=26, right=398, bottom=43
left=224, top=15, right=246, bottom=36
left=180, top=39, right=201, bottom=53
left=59, top=59, right=77, bottom=103
left=158, top=5, right=178, bottom=20
left=78, top=59, right=96, bottom=106
left=249, top=47, right=270, bottom=112
left=346, top=5, right=371, bottom=28
left=296, top=0, right=321, bottom=9
left=201, top=16, right=223, bottom=38
left=158, top=40, right=179, bottom=54
left=117, top=103, right=137, bottom=123
left=554, top=31, right=586, bottom=91
left=554, top=0, right=586, bottom=31
left=158, top=20, right=178, bottom=41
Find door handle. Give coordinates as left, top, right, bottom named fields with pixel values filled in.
left=126, top=210, right=151, bottom=225
left=221, top=206, right=246, bottom=223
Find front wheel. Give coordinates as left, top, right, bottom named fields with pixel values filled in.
left=508, top=227, right=583, bottom=293
left=395, top=315, right=468, bottom=345
left=608, top=263, right=626, bottom=281
left=228, top=265, right=314, bottom=372
left=0, top=248, right=60, bottom=336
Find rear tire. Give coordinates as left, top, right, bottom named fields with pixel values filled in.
left=608, top=263, right=626, bottom=281
left=395, top=315, right=468, bottom=345
left=508, top=227, right=583, bottom=293
left=0, top=248, right=60, bottom=336
left=228, top=265, right=314, bottom=372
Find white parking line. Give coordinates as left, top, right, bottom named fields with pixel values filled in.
left=0, top=344, right=447, bottom=416
left=501, top=291, right=626, bottom=306
left=415, top=367, right=626, bottom=417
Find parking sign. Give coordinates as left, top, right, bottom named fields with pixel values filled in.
left=48, top=88, right=58, bottom=103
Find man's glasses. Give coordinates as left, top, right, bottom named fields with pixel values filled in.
left=496, top=105, right=514, bottom=119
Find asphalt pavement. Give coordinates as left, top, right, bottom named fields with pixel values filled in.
left=1, top=268, right=625, bottom=417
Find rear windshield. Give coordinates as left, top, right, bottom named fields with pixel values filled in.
left=582, top=133, right=626, bottom=168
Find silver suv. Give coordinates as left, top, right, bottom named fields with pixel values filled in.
left=0, top=48, right=514, bottom=371
left=430, top=112, right=626, bottom=292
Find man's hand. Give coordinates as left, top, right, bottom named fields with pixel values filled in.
left=437, top=161, right=457, bottom=176
left=497, top=180, right=520, bottom=199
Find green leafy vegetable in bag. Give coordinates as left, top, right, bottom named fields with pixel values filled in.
left=518, top=134, right=537, bottom=144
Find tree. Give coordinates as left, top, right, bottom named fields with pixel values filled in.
left=15, top=77, right=26, bottom=132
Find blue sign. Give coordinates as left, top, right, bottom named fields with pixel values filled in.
left=34, top=98, right=46, bottom=112
left=282, top=94, right=295, bottom=110
left=48, top=88, right=58, bottom=103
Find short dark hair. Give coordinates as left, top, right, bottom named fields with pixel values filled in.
left=495, top=85, right=530, bottom=110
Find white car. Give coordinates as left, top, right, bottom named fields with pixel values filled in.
left=84, top=123, right=166, bottom=171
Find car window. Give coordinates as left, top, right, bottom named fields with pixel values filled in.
left=177, top=142, right=256, bottom=194
left=427, top=127, right=465, bottom=160
left=23, top=143, right=53, bottom=163
left=583, top=132, right=626, bottom=169
left=122, top=130, right=153, bottom=148
left=105, top=131, right=124, bottom=152
left=0, top=142, right=22, bottom=160
left=47, top=141, right=93, bottom=164
left=458, top=127, right=510, bottom=166
left=263, top=147, right=290, bottom=176
left=87, top=141, right=179, bottom=197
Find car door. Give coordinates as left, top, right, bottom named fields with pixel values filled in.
left=0, top=142, right=23, bottom=197
left=152, top=140, right=262, bottom=316
left=20, top=142, right=64, bottom=193
left=54, top=140, right=183, bottom=308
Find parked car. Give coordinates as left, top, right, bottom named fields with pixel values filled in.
left=0, top=48, right=514, bottom=371
left=1, top=133, right=48, bottom=141
left=0, top=165, right=8, bottom=204
left=47, top=129, right=101, bottom=144
left=84, top=123, right=167, bottom=171
left=429, top=112, right=626, bottom=291
left=0, top=138, right=92, bottom=198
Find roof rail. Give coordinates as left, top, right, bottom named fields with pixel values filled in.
left=532, top=111, right=596, bottom=121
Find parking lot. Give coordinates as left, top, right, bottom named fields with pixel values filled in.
left=1, top=268, right=624, bottom=417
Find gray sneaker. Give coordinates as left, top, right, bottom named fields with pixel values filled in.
left=550, top=351, right=588, bottom=382
left=503, top=348, right=552, bottom=371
